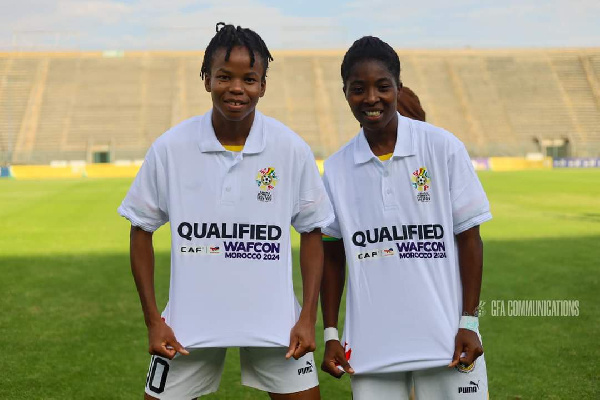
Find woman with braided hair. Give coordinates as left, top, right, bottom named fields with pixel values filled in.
left=120, top=22, right=331, bottom=399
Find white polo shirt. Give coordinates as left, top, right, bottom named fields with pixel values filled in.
left=323, top=113, right=491, bottom=374
left=119, top=109, right=333, bottom=348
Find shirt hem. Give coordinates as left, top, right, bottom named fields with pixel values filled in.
left=182, top=341, right=289, bottom=348
left=354, top=358, right=452, bottom=374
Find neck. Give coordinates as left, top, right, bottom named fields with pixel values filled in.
left=211, top=111, right=255, bottom=146
left=363, top=114, right=398, bottom=157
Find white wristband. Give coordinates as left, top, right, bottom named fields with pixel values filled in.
left=324, top=327, right=339, bottom=342
left=459, top=316, right=479, bottom=332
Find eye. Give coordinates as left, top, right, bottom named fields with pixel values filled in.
left=216, top=75, right=230, bottom=81
left=379, top=84, right=391, bottom=91
left=245, top=77, right=257, bottom=83
left=350, top=86, right=364, bottom=94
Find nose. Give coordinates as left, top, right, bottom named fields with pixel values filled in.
left=229, top=78, right=244, bottom=94
left=365, top=87, right=379, bottom=105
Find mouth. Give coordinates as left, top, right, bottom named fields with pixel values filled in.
left=363, top=110, right=383, bottom=120
left=224, top=99, right=248, bottom=111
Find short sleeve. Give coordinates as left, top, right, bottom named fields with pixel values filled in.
left=449, top=144, right=492, bottom=234
left=117, top=146, right=169, bottom=232
left=291, top=151, right=334, bottom=233
left=320, top=168, right=342, bottom=239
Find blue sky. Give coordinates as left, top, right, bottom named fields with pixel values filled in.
left=2, top=0, right=599, bottom=50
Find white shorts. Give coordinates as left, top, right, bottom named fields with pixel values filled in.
left=144, top=347, right=319, bottom=399
left=351, top=355, right=488, bottom=400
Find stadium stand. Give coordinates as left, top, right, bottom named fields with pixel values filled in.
left=1, top=49, right=599, bottom=164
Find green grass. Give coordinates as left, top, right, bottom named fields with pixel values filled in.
left=0, top=170, right=599, bottom=399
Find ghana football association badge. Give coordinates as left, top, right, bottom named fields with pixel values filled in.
left=411, top=167, right=431, bottom=202
left=256, top=167, right=278, bottom=202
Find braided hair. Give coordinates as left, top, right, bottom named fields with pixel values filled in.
left=201, top=22, right=274, bottom=80
left=341, top=36, right=401, bottom=88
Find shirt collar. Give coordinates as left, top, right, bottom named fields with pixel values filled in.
left=198, top=109, right=266, bottom=154
left=353, top=112, right=416, bottom=164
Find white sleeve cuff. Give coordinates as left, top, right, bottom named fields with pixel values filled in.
left=322, top=226, right=342, bottom=239
left=454, top=211, right=492, bottom=235
left=117, top=204, right=162, bottom=232
left=294, top=213, right=335, bottom=234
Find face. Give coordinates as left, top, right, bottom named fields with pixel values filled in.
left=204, top=46, right=266, bottom=123
left=344, top=59, right=401, bottom=134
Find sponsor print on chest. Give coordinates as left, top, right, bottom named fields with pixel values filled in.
left=353, top=224, right=447, bottom=262
left=177, top=222, right=284, bottom=261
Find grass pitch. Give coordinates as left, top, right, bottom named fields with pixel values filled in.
left=0, top=170, right=598, bottom=399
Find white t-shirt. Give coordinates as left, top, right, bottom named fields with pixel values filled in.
left=119, top=109, right=333, bottom=348
left=323, top=113, right=491, bottom=374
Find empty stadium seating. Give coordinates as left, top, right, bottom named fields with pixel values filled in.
left=1, top=49, right=599, bottom=164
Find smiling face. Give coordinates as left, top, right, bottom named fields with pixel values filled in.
left=344, top=59, right=401, bottom=135
left=204, top=46, right=266, bottom=123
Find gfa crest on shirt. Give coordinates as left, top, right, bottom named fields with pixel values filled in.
left=256, top=167, right=278, bottom=202
left=411, top=167, right=431, bottom=202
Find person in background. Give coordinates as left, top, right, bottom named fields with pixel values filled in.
left=397, top=85, right=426, bottom=122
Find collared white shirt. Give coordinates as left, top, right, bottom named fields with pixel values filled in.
left=119, top=109, right=333, bottom=348
left=323, top=113, right=491, bottom=374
